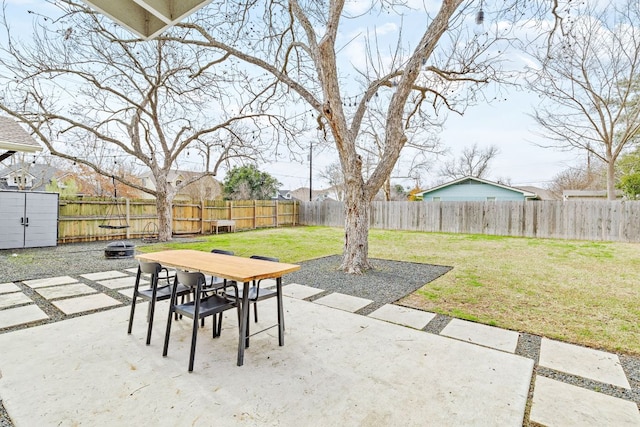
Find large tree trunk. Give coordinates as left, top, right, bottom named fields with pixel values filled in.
left=340, top=188, right=372, bottom=274
left=607, top=160, right=617, bottom=201
left=155, top=182, right=174, bottom=242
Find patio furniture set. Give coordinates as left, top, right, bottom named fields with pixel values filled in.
left=128, top=249, right=300, bottom=371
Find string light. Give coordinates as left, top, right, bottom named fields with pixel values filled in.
left=476, top=0, right=485, bottom=25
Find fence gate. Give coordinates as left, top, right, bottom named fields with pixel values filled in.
left=0, top=190, right=59, bottom=249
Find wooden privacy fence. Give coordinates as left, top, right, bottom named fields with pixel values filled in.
left=57, top=198, right=298, bottom=243
left=299, top=200, right=640, bottom=242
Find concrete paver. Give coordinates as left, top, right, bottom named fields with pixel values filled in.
left=539, top=338, right=630, bottom=389
left=23, top=276, right=78, bottom=288
left=97, top=276, right=142, bottom=289
left=1, top=269, right=639, bottom=426
left=440, top=318, right=520, bottom=353
left=530, top=375, right=640, bottom=426
left=51, top=293, right=123, bottom=315
left=281, top=283, right=324, bottom=300
left=117, top=288, right=141, bottom=300
left=0, top=298, right=534, bottom=426
left=368, top=304, right=436, bottom=329
left=313, top=292, right=374, bottom=312
left=0, top=305, right=48, bottom=329
left=81, top=270, right=129, bottom=281
left=36, top=283, right=99, bottom=300
left=0, top=283, right=20, bottom=294
left=0, top=292, right=32, bottom=309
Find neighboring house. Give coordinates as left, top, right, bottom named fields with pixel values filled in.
left=416, top=176, right=538, bottom=202
left=516, top=186, right=559, bottom=201
left=0, top=116, right=42, bottom=163
left=562, top=190, right=623, bottom=200
left=272, top=189, right=297, bottom=201
left=0, top=163, right=60, bottom=191
left=138, top=170, right=222, bottom=201
left=290, top=186, right=339, bottom=202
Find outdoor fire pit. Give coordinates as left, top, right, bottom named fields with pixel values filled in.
left=104, top=241, right=135, bottom=259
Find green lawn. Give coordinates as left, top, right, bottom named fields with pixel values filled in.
left=140, top=226, right=640, bottom=355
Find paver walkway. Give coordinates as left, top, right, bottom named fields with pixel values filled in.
left=1, top=270, right=639, bottom=426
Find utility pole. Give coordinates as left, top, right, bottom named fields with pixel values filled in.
left=309, top=139, right=313, bottom=201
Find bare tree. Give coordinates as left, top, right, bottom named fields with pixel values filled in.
left=440, top=143, right=500, bottom=180
left=0, top=1, right=296, bottom=240
left=547, top=163, right=607, bottom=199
left=163, top=0, right=532, bottom=273
left=526, top=0, right=640, bottom=200
left=318, top=162, right=345, bottom=201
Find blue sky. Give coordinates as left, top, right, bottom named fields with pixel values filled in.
left=1, top=0, right=582, bottom=191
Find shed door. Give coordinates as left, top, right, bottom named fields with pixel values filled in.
left=24, top=192, right=59, bottom=248
left=0, top=192, right=26, bottom=250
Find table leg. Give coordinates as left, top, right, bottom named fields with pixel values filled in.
left=237, top=280, right=250, bottom=366
left=277, top=277, right=284, bottom=346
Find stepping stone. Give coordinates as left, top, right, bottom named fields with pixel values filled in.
left=282, top=283, right=324, bottom=300
left=36, top=283, right=98, bottom=300
left=0, top=292, right=32, bottom=309
left=313, top=292, right=373, bottom=313
left=51, top=294, right=123, bottom=315
left=530, top=376, right=640, bottom=426
left=80, top=271, right=128, bottom=281
left=368, top=304, right=436, bottom=330
left=440, top=318, right=519, bottom=353
left=117, top=288, right=142, bottom=300
left=124, top=268, right=139, bottom=274
left=0, top=305, right=48, bottom=329
left=0, top=282, right=20, bottom=294
left=539, top=338, right=630, bottom=389
left=97, top=277, right=143, bottom=290
left=23, top=276, right=78, bottom=288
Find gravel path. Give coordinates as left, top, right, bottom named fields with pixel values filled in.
left=1, top=242, right=639, bottom=425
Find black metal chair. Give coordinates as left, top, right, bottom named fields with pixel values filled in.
left=203, top=249, right=234, bottom=290
left=127, top=260, right=192, bottom=345
left=163, top=270, right=241, bottom=372
left=224, top=255, right=280, bottom=329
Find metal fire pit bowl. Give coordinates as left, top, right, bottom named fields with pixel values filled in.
left=104, top=241, right=135, bottom=259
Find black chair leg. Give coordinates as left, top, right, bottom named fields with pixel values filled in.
left=163, top=302, right=174, bottom=357
left=212, top=314, right=218, bottom=338
left=189, top=315, right=199, bottom=372
left=127, top=269, right=142, bottom=334
left=145, top=300, right=155, bottom=345
left=254, top=302, right=258, bottom=323
left=128, top=292, right=138, bottom=334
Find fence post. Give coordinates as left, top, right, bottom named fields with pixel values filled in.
left=200, top=200, right=205, bottom=235
left=275, top=200, right=279, bottom=227
left=253, top=200, right=257, bottom=229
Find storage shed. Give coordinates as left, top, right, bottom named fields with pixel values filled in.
left=0, top=190, right=59, bottom=250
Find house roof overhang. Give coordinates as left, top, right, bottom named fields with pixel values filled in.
left=81, top=0, right=212, bottom=40
left=416, top=176, right=538, bottom=199
left=0, top=117, right=42, bottom=162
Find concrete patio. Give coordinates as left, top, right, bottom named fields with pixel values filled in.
left=0, top=272, right=639, bottom=426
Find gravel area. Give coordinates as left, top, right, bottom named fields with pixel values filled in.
left=283, top=255, right=452, bottom=315
left=0, top=239, right=205, bottom=283
left=1, top=243, right=639, bottom=424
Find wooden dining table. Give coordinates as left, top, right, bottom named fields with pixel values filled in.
left=135, top=249, right=300, bottom=366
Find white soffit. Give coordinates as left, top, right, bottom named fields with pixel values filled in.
left=82, top=0, right=212, bottom=40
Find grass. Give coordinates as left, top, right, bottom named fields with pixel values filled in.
left=139, top=225, right=640, bottom=355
